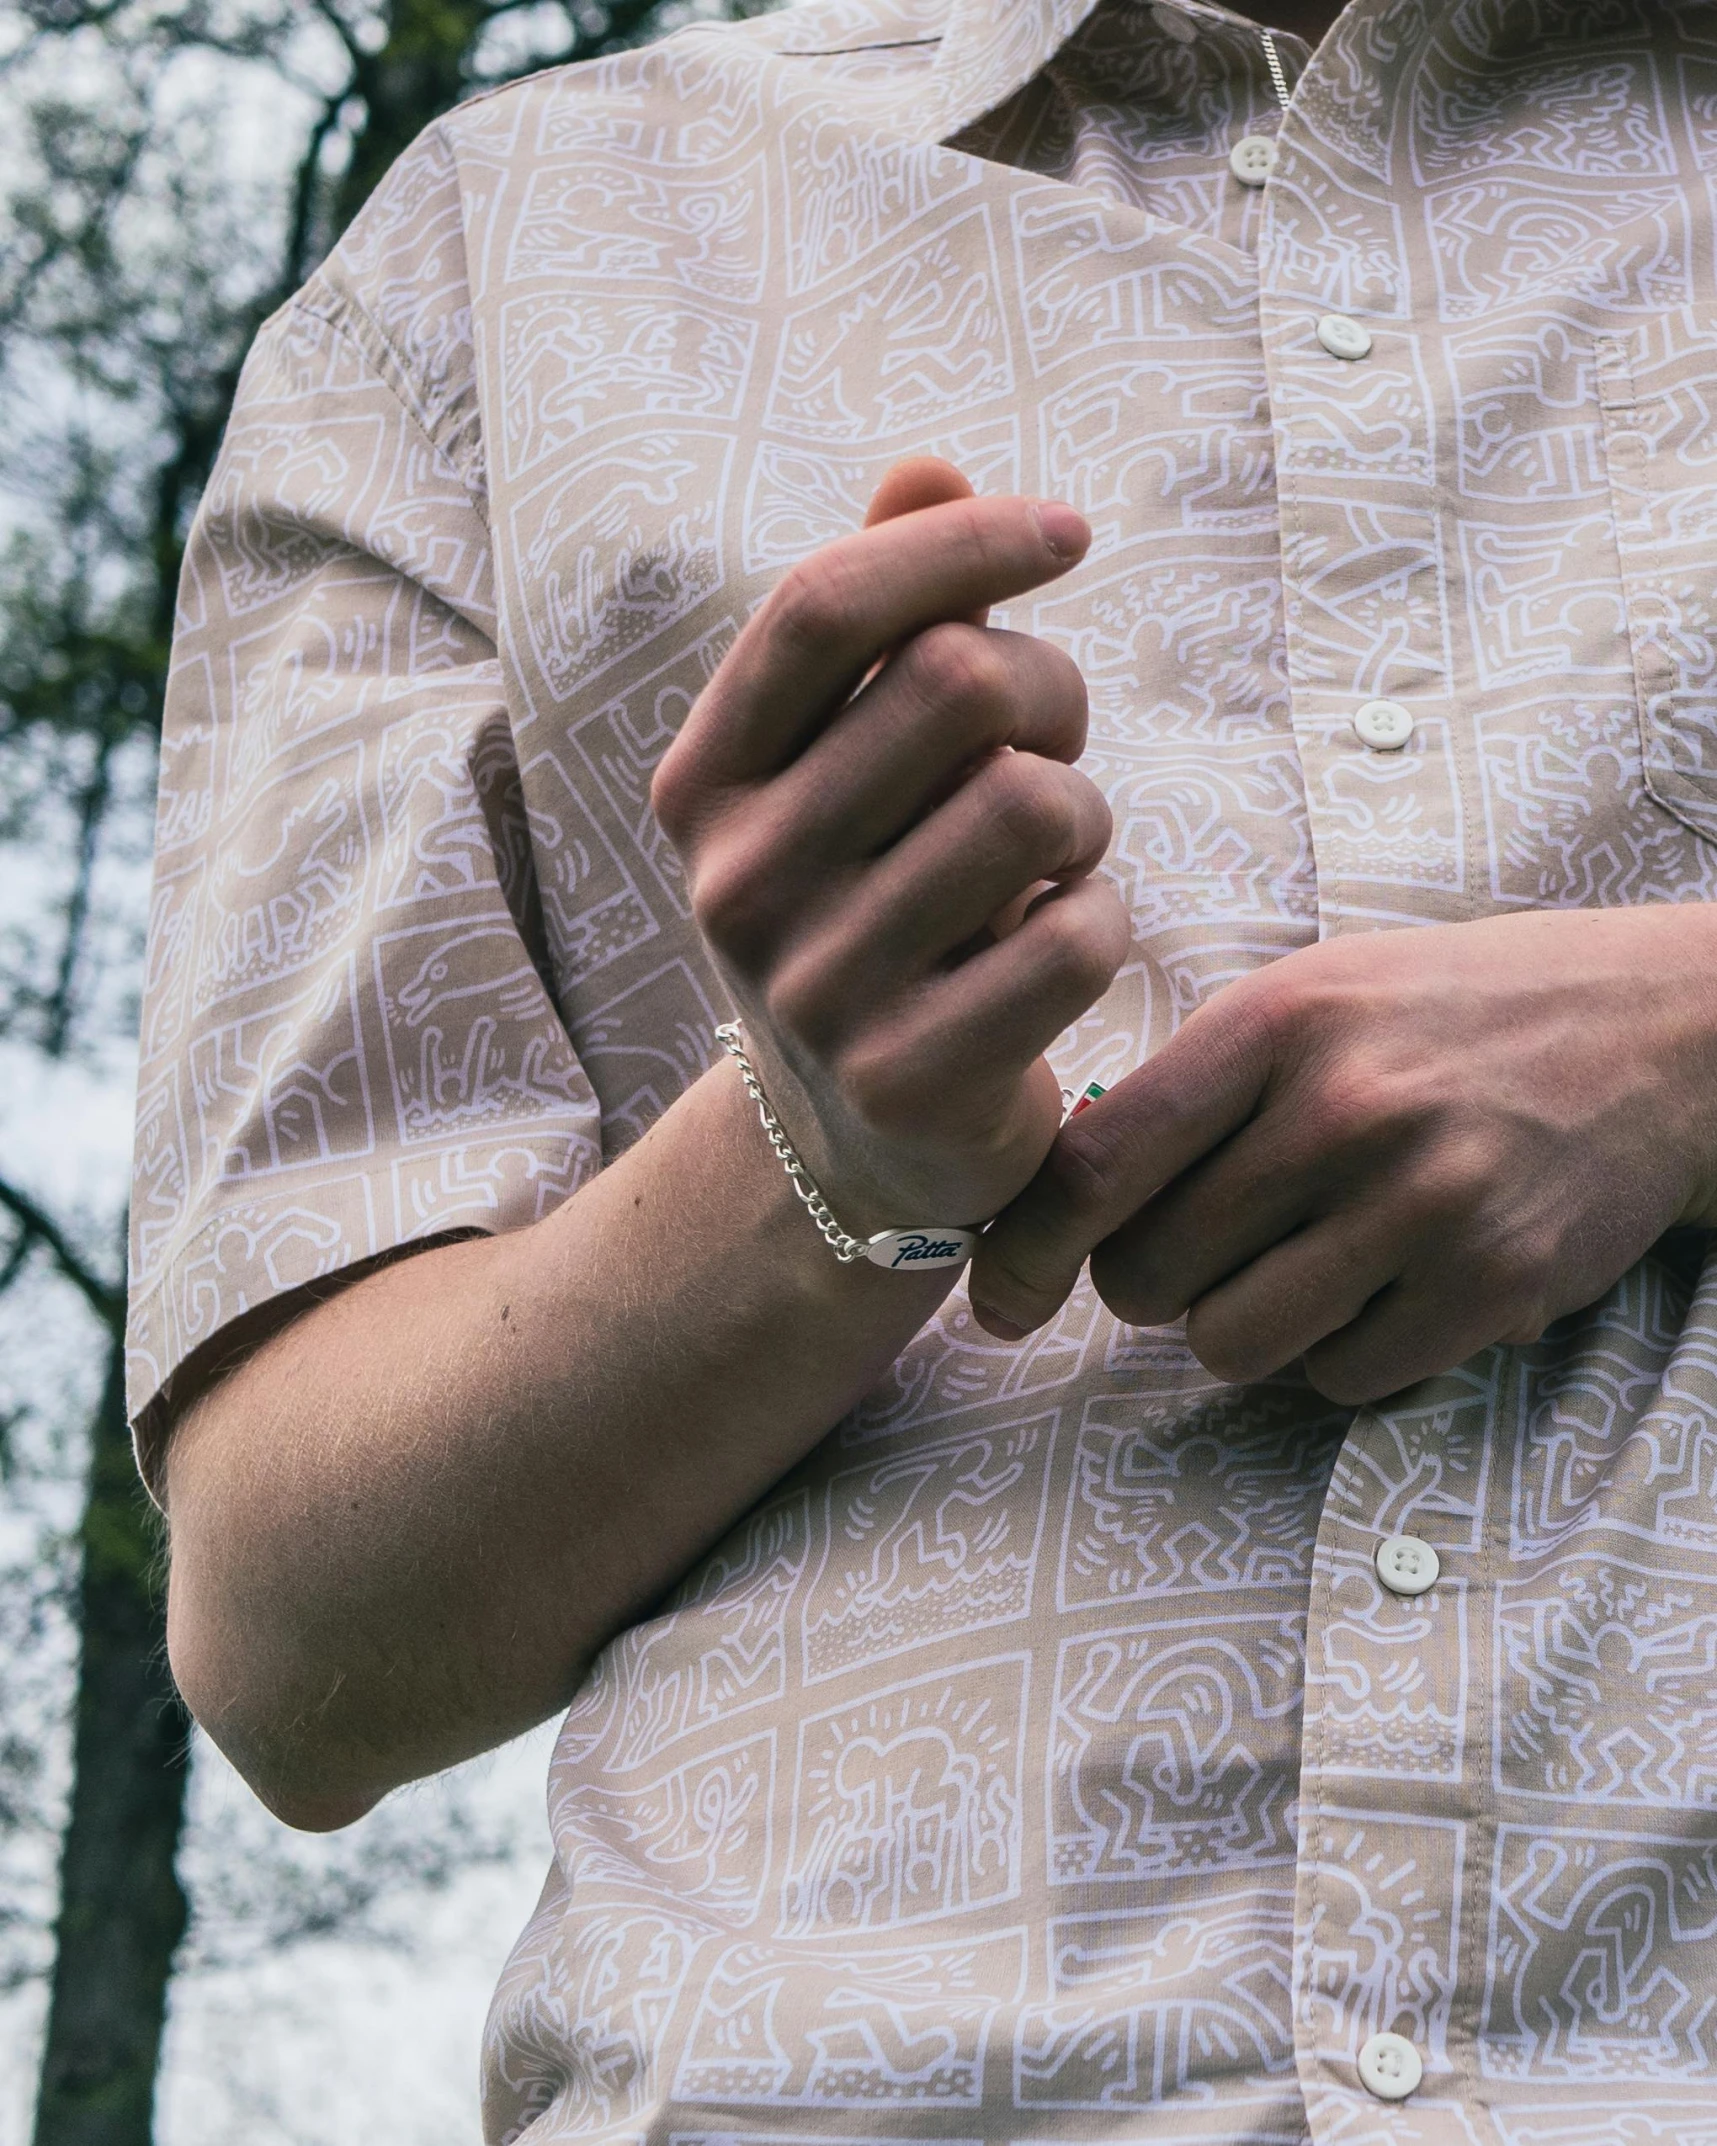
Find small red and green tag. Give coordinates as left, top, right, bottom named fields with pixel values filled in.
left=1064, top=1080, right=1107, bottom=1121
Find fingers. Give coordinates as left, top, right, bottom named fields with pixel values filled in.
left=653, top=453, right=1121, bottom=1239
left=862, top=458, right=988, bottom=629
left=1184, top=1219, right=1532, bottom=1406
left=1298, top=1275, right=1531, bottom=1405
left=768, top=754, right=1114, bottom=1037
left=967, top=992, right=1279, bottom=1335
left=1087, top=1116, right=1327, bottom=1328
left=835, top=875, right=1133, bottom=1148
left=1122, top=1189, right=1555, bottom=1405
left=653, top=492, right=1090, bottom=823
left=1170, top=1213, right=1400, bottom=1387
left=863, top=456, right=975, bottom=527
left=756, top=624, right=1089, bottom=874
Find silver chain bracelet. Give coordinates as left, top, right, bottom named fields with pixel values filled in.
left=715, top=1023, right=978, bottom=1272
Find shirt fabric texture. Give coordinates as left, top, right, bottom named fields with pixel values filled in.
left=127, top=0, right=1717, bottom=2139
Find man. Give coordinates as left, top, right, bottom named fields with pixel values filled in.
left=129, top=0, right=1717, bottom=2137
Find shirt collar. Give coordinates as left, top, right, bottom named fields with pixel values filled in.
left=742, top=0, right=1288, bottom=147
left=917, top=0, right=1107, bottom=140
left=903, top=0, right=1291, bottom=143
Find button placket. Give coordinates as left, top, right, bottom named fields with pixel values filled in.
left=1293, top=1385, right=1471, bottom=2113
left=1257, top=6, right=1474, bottom=2111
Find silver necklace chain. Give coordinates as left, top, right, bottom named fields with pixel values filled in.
left=716, top=1022, right=873, bottom=1262
left=1259, top=28, right=1293, bottom=113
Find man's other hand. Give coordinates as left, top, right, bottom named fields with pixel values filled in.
left=969, top=905, right=1717, bottom=1402
left=652, top=459, right=1131, bottom=1236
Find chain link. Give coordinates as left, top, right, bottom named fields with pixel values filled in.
left=715, top=1023, right=873, bottom=1262
left=1259, top=28, right=1293, bottom=114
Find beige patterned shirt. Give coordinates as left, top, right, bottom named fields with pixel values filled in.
left=129, top=0, right=1717, bottom=2139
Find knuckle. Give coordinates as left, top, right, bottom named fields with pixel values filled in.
left=1189, top=965, right=1297, bottom=1089
left=1464, top=1225, right=1544, bottom=1308
left=760, top=961, right=824, bottom=1050
left=1500, top=1301, right=1552, bottom=1347
left=1040, top=1117, right=1116, bottom=1230
left=649, top=737, right=695, bottom=842
left=836, top=1037, right=911, bottom=1134
left=940, top=494, right=1018, bottom=581
left=1407, top=1139, right=1501, bottom=1226
left=1305, top=1053, right=1402, bottom=1149
left=1236, top=961, right=1303, bottom=1037
left=904, top=624, right=1014, bottom=723
left=689, top=839, right=772, bottom=956
left=768, top=554, right=853, bottom=659
left=1033, top=883, right=1129, bottom=1000
left=990, top=756, right=1078, bottom=862
left=761, top=933, right=858, bottom=1055
left=1043, top=642, right=1090, bottom=729
left=1076, top=771, right=1116, bottom=854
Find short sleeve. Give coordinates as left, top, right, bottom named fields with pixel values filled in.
left=126, top=283, right=601, bottom=1485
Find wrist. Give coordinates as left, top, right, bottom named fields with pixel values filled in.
left=715, top=1024, right=980, bottom=1271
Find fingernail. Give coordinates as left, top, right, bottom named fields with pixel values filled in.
left=972, top=1302, right=1030, bottom=1342
left=1030, top=501, right=1090, bottom=562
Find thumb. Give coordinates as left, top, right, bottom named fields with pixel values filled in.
left=968, top=992, right=1278, bottom=1338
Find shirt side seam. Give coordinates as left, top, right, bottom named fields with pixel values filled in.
left=294, top=254, right=491, bottom=535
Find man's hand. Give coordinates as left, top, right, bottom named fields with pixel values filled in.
left=652, top=461, right=1130, bottom=1235
left=970, top=905, right=1717, bottom=1403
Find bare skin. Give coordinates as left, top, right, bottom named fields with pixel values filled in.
left=164, top=455, right=1717, bottom=1831
left=970, top=906, right=1717, bottom=1396
left=163, top=461, right=1131, bottom=1829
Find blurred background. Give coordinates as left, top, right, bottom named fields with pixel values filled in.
left=0, top=0, right=767, bottom=2134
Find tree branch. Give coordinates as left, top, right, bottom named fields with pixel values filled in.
left=305, top=0, right=365, bottom=72
left=0, top=1176, right=121, bottom=1328
left=279, top=85, right=350, bottom=299
left=43, top=733, right=113, bottom=1058
left=0, top=1223, right=34, bottom=1298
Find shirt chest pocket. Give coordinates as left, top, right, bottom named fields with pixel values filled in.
left=1597, top=323, right=1717, bottom=845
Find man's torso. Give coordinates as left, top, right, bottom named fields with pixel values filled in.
left=133, top=1, right=1717, bottom=2138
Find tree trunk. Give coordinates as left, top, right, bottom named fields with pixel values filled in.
left=32, top=1319, right=190, bottom=2146
left=334, top=0, right=492, bottom=234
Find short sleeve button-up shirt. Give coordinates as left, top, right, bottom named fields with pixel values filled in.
left=128, top=1, right=1717, bottom=2140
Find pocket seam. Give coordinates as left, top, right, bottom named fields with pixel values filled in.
left=1595, top=328, right=1717, bottom=846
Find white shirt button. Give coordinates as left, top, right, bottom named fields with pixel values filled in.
left=1375, top=1534, right=1440, bottom=1597
left=1357, top=2031, right=1424, bottom=2102
left=1230, top=135, right=1279, bottom=186
left=1353, top=698, right=1414, bottom=750
left=1152, top=2, right=1199, bottom=40
left=1317, top=312, right=1374, bottom=360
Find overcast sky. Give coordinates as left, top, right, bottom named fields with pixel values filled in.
left=0, top=882, right=565, bottom=2145
left=0, top=1716, right=560, bottom=2145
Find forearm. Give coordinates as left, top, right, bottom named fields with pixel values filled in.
left=163, top=1055, right=951, bottom=1828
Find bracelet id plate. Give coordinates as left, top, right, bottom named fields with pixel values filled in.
left=865, top=1227, right=979, bottom=1271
